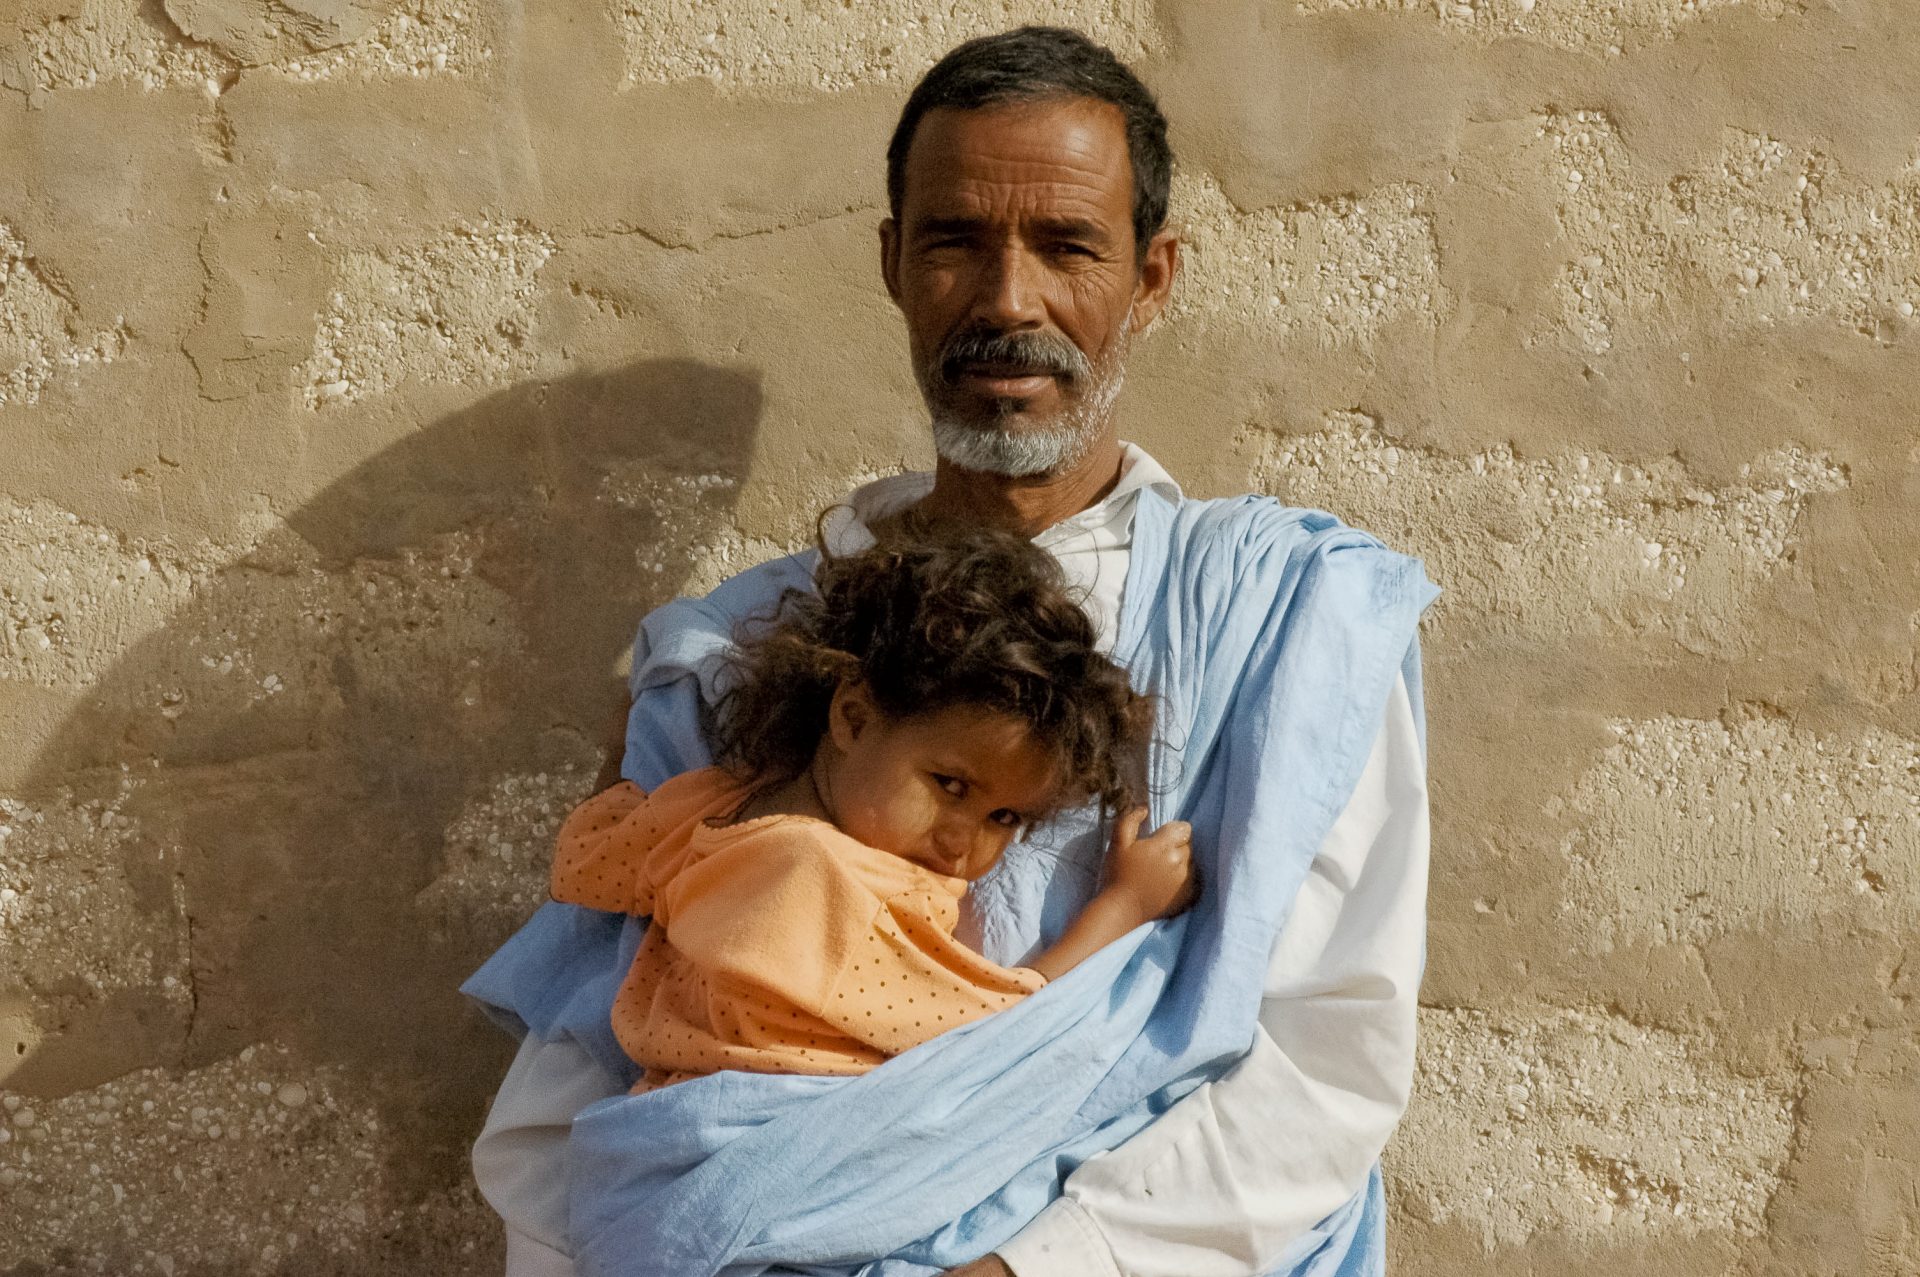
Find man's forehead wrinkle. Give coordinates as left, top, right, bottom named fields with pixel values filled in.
left=926, top=150, right=1120, bottom=194
left=901, top=101, right=1134, bottom=228
left=939, top=134, right=1120, bottom=188
left=905, top=172, right=1127, bottom=246
left=924, top=175, right=1119, bottom=230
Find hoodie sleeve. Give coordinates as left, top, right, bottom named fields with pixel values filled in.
left=548, top=782, right=658, bottom=917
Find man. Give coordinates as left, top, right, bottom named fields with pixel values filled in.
left=470, top=27, right=1429, bottom=1277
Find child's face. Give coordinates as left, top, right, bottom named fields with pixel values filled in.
left=824, top=686, right=1062, bottom=880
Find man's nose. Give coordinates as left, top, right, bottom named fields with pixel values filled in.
left=969, top=245, right=1046, bottom=329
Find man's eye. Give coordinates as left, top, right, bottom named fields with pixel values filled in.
left=933, top=774, right=966, bottom=797
left=989, top=809, right=1022, bottom=829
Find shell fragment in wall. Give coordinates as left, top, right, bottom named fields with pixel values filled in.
left=617, top=0, right=1157, bottom=92
left=1540, top=114, right=1920, bottom=352
left=297, top=219, right=556, bottom=409
left=171, top=533, right=523, bottom=718
left=1167, top=174, right=1446, bottom=343
left=1252, top=414, right=1846, bottom=649
left=1556, top=714, right=1920, bottom=948
left=1294, top=0, right=1801, bottom=55
left=0, top=499, right=231, bottom=690
left=0, top=1044, right=481, bottom=1272
left=0, top=778, right=191, bottom=1021
left=5, top=0, right=492, bottom=95
left=1391, top=1006, right=1797, bottom=1247
left=11, top=0, right=229, bottom=93
left=596, top=465, right=831, bottom=598
left=0, top=226, right=126, bottom=408
left=415, top=762, right=598, bottom=937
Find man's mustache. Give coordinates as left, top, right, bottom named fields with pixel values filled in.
left=936, top=326, right=1091, bottom=386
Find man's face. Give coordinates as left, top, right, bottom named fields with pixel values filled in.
left=881, top=97, right=1176, bottom=477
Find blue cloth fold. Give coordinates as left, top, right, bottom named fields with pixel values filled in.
left=464, top=490, right=1435, bottom=1277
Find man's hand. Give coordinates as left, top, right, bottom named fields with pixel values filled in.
left=590, top=693, right=632, bottom=792
left=941, top=1256, right=1014, bottom=1277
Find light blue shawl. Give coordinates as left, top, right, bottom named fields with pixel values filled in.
left=465, top=489, right=1435, bottom=1277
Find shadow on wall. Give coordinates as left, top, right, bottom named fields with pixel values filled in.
left=11, top=357, right=762, bottom=1226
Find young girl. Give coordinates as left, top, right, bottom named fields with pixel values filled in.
left=548, top=521, right=1195, bottom=1092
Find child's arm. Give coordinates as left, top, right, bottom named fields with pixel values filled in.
left=549, top=781, right=655, bottom=915
left=1028, top=807, right=1196, bottom=981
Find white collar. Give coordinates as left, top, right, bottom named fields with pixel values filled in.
left=823, top=442, right=1182, bottom=555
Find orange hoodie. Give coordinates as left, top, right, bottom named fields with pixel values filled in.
left=550, top=768, right=1046, bottom=1091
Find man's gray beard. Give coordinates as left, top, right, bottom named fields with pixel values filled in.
left=930, top=411, right=1103, bottom=478
left=926, top=322, right=1131, bottom=479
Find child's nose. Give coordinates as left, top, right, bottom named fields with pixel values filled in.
left=933, top=816, right=975, bottom=860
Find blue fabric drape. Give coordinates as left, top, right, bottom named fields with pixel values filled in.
left=465, top=491, right=1435, bottom=1277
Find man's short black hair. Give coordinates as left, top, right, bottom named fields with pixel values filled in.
left=886, top=26, right=1173, bottom=260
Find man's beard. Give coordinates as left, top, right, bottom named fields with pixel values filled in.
left=921, top=315, right=1132, bottom=479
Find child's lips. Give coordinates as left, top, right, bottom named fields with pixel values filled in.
left=912, top=847, right=964, bottom=876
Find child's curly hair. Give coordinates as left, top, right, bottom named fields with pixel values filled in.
left=708, top=518, right=1153, bottom=816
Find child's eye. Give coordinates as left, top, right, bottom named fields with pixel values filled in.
left=932, top=773, right=967, bottom=798
left=989, top=809, right=1022, bottom=829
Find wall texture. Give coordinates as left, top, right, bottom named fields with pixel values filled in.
left=2, top=2, right=1915, bottom=1274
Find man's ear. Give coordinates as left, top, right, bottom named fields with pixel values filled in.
left=1129, top=229, right=1180, bottom=333
left=879, top=218, right=903, bottom=306
left=827, top=679, right=876, bottom=751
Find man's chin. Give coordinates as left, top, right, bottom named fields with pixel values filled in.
left=955, top=403, right=1047, bottom=431
left=929, top=414, right=1099, bottom=479
left=929, top=386, right=1072, bottom=433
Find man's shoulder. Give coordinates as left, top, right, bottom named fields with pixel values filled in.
left=639, top=547, right=816, bottom=642
left=629, top=549, right=816, bottom=697
left=1157, top=490, right=1387, bottom=554
left=702, top=547, right=817, bottom=611
left=1144, top=491, right=1432, bottom=617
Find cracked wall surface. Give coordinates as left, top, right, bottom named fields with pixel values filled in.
left=3, top=0, right=1918, bottom=1273
left=0, top=225, right=124, bottom=407
left=1294, top=0, right=1801, bottom=54
left=5, top=1, right=491, bottom=96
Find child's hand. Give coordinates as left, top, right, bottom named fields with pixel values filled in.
left=1028, top=808, right=1199, bottom=981
left=1105, top=806, right=1197, bottom=923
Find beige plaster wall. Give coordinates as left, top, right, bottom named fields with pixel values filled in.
left=1, top=2, right=1915, bottom=1274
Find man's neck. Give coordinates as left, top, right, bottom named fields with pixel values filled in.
left=913, top=434, right=1125, bottom=538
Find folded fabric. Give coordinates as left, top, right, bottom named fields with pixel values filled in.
left=465, top=489, right=1436, bottom=1277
